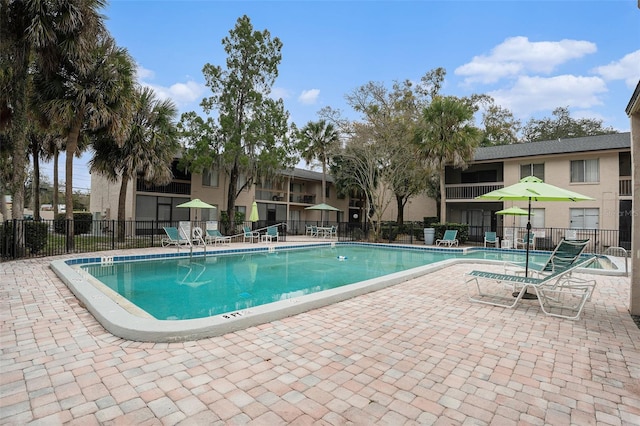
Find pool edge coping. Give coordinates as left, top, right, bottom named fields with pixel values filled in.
left=50, top=243, right=624, bottom=343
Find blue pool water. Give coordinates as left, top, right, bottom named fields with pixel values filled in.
left=81, top=245, right=555, bottom=321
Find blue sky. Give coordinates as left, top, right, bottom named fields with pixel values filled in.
left=43, top=0, right=640, bottom=192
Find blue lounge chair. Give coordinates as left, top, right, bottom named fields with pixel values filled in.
left=465, top=255, right=597, bottom=320
left=484, top=232, right=499, bottom=248
left=505, top=239, right=591, bottom=278
left=205, top=221, right=231, bottom=246
left=243, top=226, right=260, bottom=243
left=261, top=226, right=278, bottom=243
left=436, top=230, right=458, bottom=247
left=206, top=229, right=231, bottom=246
left=515, top=232, right=535, bottom=250
left=162, top=226, right=191, bottom=250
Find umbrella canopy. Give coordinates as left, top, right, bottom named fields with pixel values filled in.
left=477, top=176, right=593, bottom=278
left=495, top=206, right=531, bottom=216
left=305, top=203, right=341, bottom=226
left=496, top=207, right=534, bottom=246
left=305, top=203, right=341, bottom=211
left=249, top=201, right=259, bottom=222
left=176, top=198, right=216, bottom=221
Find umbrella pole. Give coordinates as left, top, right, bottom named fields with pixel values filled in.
left=515, top=198, right=537, bottom=300
left=525, top=198, right=531, bottom=277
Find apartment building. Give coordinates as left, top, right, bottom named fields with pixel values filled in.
left=444, top=132, right=632, bottom=250
left=90, top=163, right=436, bottom=234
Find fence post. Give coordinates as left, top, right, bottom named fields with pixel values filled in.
left=111, top=220, right=116, bottom=250
left=64, top=219, right=70, bottom=253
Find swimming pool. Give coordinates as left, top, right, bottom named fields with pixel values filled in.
left=51, top=243, right=619, bottom=342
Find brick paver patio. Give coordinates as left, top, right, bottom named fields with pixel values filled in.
left=1, top=245, right=639, bottom=425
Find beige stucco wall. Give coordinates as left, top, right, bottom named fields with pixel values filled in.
left=502, top=150, right=623, bottom=230
left=90, top=173, right=134, bottom=220
left=383, top=193, right=437, bottom=223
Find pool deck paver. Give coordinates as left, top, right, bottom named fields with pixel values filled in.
left=1, top=242, right=640, bottom=425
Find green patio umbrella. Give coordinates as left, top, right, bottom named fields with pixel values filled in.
left=176, top=198, right=216, bottom=221
left=496, top=207, right=533, bottom=248
left=249, top=201, right=259, bottom=222
left=305, top=203, right=340, bottom=225
left=478, top=176, right=593, bottom=280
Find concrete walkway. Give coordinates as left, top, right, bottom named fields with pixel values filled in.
left=1, top=245, right=639, bottom=425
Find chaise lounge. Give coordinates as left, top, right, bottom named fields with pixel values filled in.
left=436, top=230, right=458, bottom=247
left=465, top=255, right=597, bottom=320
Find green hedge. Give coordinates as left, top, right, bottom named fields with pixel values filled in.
left=54, top=212, right=93, bottom=235
left=431, top=223, right=469, bottom=244
left=0, top=220, right=49, bottom=255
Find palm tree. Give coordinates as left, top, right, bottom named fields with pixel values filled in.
left=297, top=120, right=340, bottom=223
left=90, top=86, right=179, bottom=240
left=36, top=34, right=135, bottom=244
left=416, top=96, right=483, bottom=223
left=1, top=0, right=107, bottom=224
left=298, top=120, right=340, bottom=196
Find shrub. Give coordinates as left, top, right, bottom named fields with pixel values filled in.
left=54, top=212, right=93, bottom=235
left=432, top=223, right=469, bottom=244
left=423, top=217, right=439, bottom=228
left=25, top=221, right=49, bottom=253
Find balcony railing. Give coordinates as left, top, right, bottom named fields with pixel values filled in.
left=256, top=189, right=286, bottom=202
left=445, top=183, right=504, bottom=200
left=620, top=177, right=632, bottom=196
left=255, top=189, right=316, bottom=204
left=136, top=180, right=191, bottom=195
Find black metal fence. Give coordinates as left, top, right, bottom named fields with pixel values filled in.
left=0, top=218, right=629, bottom=261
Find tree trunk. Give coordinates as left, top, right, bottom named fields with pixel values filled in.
left=32, top=141, right=41, bottom=221
left=117, top=174, right=129, bottom=242
left=395, top=194, right=405, bottom=225
left=321, top=160, right=327, bottom=224
left=226, top=162, right=239, bottom=233
left=439, top=167, right=447, bottom=223
left=65, top=118, right=82, bottom=247
left=53, top=148, right=59, bottom=216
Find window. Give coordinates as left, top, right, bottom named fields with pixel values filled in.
left=570, top=208, right=599, bottom=229
left=519, top=208, right=545, bottom=228
left=201, top=205, right=218, bottom=221
left=520, top=163, right=544, bottom=180
left=202, top=168, right=219, bottom=187
left=570, top=159, right=599, bottom=183
left=237, top=173, right=247, bottom=191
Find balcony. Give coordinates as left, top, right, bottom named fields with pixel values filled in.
left=256, top=189, right=286, bottom=202
left=136, top=180, right=191, bottom=195
left=290, top=193, right=316, bottom=204
left=619, top=177, right=631, bottom=196
left=445, top=182, right=504, bottom=200
left=256, top=189, right=316, bottom=205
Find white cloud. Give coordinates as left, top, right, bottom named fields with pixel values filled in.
left=489, top=75, right=607, bottom=117
left=455, top=36, right=597, bottom=84
left=271, top=87, right=293, bottom=100
left=592, top=50, right=640, bottom=88
left=298, top=89, right=320, bottom=105
left=135, top=64, right=155, bottom=80
left=141, top=81, right=207, bottom=106
left=136, top=64, right=206, bottom=108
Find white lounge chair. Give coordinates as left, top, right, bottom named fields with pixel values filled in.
left=436, top=230, right=458, bottom=247
left=465, top=255, right=597, bottom=320
left=261, top=226, right=278, bottom=243
left=484, top=232, right=499, bottom=248
left=243, top=226, right=260, bottom=243
left=205, top=221, right=231, bottom=245
left=515, top=232, right=535, bottom=250
left=162, top=226, right=192, bottom=250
